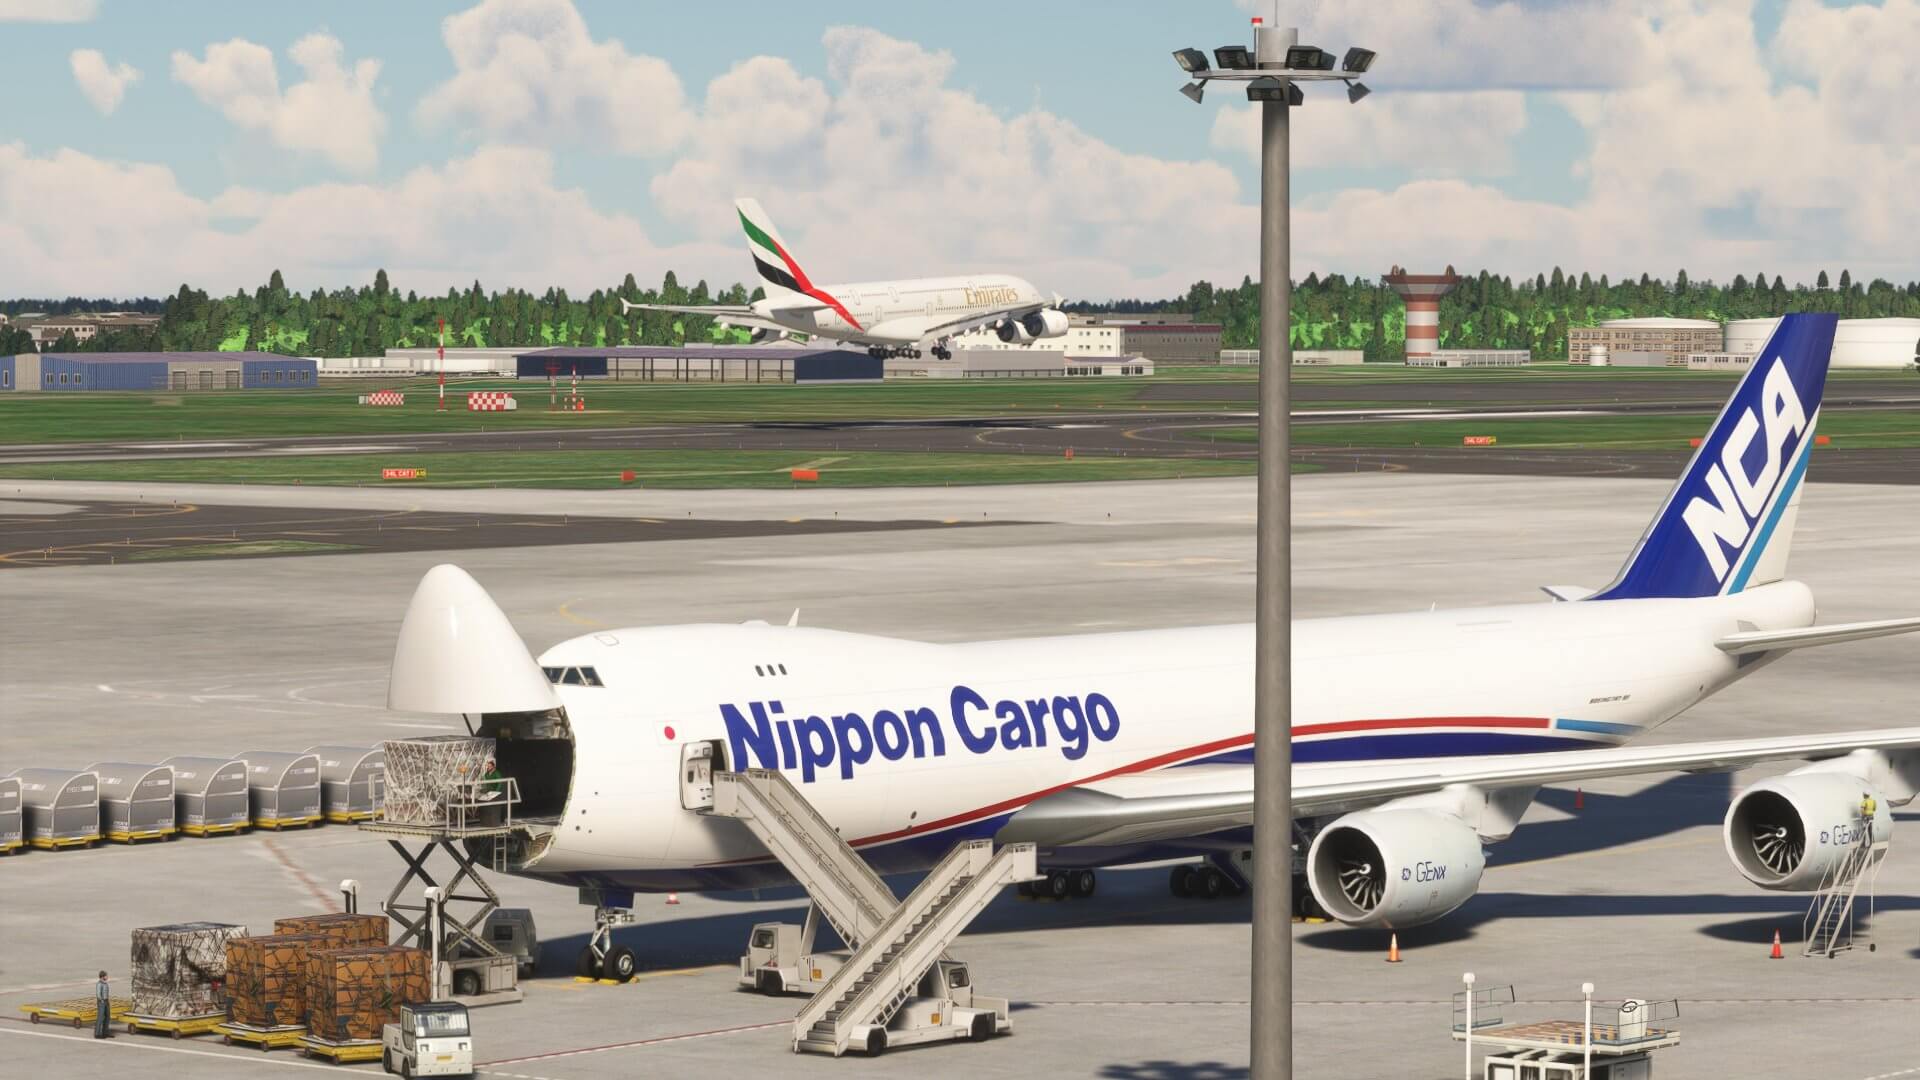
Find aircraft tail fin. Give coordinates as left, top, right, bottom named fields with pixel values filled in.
left=1589, top=312, right=1837, bottom=601
left=737, top=198, right=811, bottom=300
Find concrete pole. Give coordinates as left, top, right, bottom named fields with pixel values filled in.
left=1249, top=24, right=1296, bottom=1080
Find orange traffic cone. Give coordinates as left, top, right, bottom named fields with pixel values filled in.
left=666, top=892, right=680, bottom=906
left=1386, top=933, right=1402, bottom=963
left=1769, top=930, right=1783, bottom=959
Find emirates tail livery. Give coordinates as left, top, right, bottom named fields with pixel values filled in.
left=390, top=312, right=1920, bottom=930
left=622, top=198, right=1068, bottom=359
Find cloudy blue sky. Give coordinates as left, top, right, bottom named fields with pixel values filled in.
left=1, top=0, right=1911, bottom=300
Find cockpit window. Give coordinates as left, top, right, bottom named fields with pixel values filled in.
left=579, top=667, right=603, bottom=687
left=560, top=668, right=585, bottom=686
left=543, top=666, right=564, bottom=684
left=546, top=666, right=604, bottom=687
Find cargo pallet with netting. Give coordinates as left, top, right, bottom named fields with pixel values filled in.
left=132, top=922, right=248, bottom=1026
left=360, top=736, right=530, bottom=1004
left=125, top=1012, right=224, bottom=1038
left=215, top=1020, right=308, bottom=1050
left=298, top=1034, right=384, bottom=1064
left=20, top=997, right=131, bottom=1027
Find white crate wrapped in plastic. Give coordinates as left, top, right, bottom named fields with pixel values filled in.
left=131, top=922, right=248, bottom=1019
left=379, top=736, right=494, bottom=825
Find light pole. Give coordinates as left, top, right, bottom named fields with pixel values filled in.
left=1172, top=10, right=1374, bottom=1080
left=1582, top=982, right=1595, bottom=1078
left=1462, top=972, right=1476, bottom=1080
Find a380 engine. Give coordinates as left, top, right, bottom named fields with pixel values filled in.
left=1723, top=771, right=1892, bottom=890
left=997, top=308, right=1069, bottom=343
left=1305, top=809, right=1486, bottom=928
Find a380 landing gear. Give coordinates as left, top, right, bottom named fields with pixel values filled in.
left=1018, top=868, right=1097, bottom=900
left=866, top=345, right=927, bottom=360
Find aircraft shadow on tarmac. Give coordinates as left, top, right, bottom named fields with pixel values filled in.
left=534, top=867, right=1251, bottom=977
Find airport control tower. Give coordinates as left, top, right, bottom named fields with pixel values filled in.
left=1383, top=267, right=1462, bottom=362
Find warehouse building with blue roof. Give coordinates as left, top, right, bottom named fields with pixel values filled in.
left=1, top=352, right=317, bottom=392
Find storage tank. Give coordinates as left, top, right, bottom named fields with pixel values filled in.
left=306, top=745, right=386, bottom=823
left=1726, top=316, right=1920, bottom=370
left=9, top=768, right=100, bottom=848
left=88, top=761, right=177, bottom=842
left=0, top=776, right=22, bottom=853
left=236, top=750, right=323, bottom=829
left=162, top=756, right=252, bottom=836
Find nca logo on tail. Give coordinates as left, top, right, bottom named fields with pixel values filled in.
left=1681, top=360, right=1808, bottom=581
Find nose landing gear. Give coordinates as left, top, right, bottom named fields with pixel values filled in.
left=575, top=901, right=637, bottom=982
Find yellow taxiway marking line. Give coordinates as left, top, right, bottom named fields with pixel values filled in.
left=556, top=599, right=609, bottom=629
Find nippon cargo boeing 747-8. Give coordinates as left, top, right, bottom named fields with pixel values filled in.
left=623, top=198, right=1067, bottom=360
left=388, top=313, right=1920, bottom=976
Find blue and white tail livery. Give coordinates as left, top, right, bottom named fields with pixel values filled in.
left=1592, top=312, right=1838, bottom=600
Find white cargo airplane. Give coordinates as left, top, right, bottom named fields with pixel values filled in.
left=620, top=198, right=1068, bottom=360
left=390, top=313, right=1920, bottom=968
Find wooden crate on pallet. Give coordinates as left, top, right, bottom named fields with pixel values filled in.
left=225, top=933, right=327, bottom=1029
left=305, top=946, right=430, bottom=1043
left=273, top=913, right=388, bottom=948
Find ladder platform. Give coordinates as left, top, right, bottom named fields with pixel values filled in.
left=1451, top=1020, right=1680, bottom=1055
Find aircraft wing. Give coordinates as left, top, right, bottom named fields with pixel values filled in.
left=619, top=300, right=797, bottom=336
left=910, top=302, right=1051, bottom=346
left=995, top=728, right=1920, bottom=848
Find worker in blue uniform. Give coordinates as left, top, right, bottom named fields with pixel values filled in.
left=93, top=971, right=113, bottom=1039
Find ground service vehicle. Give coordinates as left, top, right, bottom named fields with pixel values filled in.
left=740, top=920, right=844, bottom=995
left=845, top=960, right=1008, bottom=1056
left=382, top=1002, right=472, bottom=1078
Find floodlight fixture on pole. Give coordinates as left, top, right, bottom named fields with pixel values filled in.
left=1170, top=6, right=1374, bottom=1080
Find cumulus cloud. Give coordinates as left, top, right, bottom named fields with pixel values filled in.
left=650, top=27, right=1251, bottom=301
left=0, top=0, right=95, bottom=21
left=69, top=49, right=139, bottom=115
left=1209, top=91, right=1529, bottom=175
left=171, top=33, right=386, bottom=173
left=0, top=142, right=732, bottom=297
left=1236, top=0, right=1648, bottom=91
left=416, top=0, right=691, bottom=155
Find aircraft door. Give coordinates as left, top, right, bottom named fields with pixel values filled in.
left=679, top=740, right=726, bottom=810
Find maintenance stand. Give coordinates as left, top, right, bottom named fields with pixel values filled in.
left=1454, top=988, right=1680, bottom=1080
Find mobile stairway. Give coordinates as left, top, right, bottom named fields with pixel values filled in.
left=696, top=765, right=1036, bottom=1056
left=709, top=768, right=898, bottom=951
left=1803, top=821, right=1886, bottom=958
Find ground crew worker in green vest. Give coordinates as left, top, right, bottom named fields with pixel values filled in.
left=93, top=971, right=112, bottom=1039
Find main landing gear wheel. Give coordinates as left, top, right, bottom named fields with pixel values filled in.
left=1041, top=870, right=1072, bottom=899
left=1070, top=869, right=1097, bottom=898
left=604, top=945, right=638, bottom=983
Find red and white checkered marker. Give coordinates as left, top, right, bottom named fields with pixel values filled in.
left=665, top=893, right=680, bottom=906
left=466, top=391, right=517, bottom=412
left=360, top=390, right=405, bottom=406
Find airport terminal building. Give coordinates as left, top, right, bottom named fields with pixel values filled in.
left=1, top=352, right=317, bottom=392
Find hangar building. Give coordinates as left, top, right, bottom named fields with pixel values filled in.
left=1, top=352, right=317, bottom=392
left=1720, top=317, right=1920, bottom=370
left=514, top=345, right=880, bottom=383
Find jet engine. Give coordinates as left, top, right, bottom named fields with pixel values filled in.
left=996, top=319, right=1035, bottom=344
left=1723, top=772, right=1891, bottom=890
left=1305, top=809, right=1485, bottom=928
left=1022, top=308, right=1070, bottom=339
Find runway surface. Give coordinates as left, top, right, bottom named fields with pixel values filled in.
left=7, top=473, right=1920, bottom=1077
left=0, top=497, right=1002, bottom=569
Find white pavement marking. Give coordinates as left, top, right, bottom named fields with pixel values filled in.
left=477, top=1019, right=788, bottom=1066
left=1859, top=1069, right=1920, bottom=1080
left=0, top=1024, right=339, bottom=1071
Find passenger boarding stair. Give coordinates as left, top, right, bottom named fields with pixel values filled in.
left=1803, top=823, right=1885, bottom=958
left=707, top=768, right=897, bottom=948
left=792, top=839, right=1036, bottom=1057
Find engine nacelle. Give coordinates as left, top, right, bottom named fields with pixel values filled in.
left=1305, top=809, right=1485, bottom=928
left=996, top=319, right=1035, bottom=344
left=1724, top=772, right=1891, bottom=890
left=1021, top=308, right=1070, bottom=339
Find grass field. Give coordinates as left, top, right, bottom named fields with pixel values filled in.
left=1216, top=407, right=1920, bottom=450
left=0, top=362, right=1793, bottom=446
left=0, top=449, right=1268, bottom=489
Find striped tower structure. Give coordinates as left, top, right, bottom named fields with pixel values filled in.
left=1383, top=267, right=1462, bottom=362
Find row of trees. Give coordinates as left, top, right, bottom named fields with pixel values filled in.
left=14, top=267, right=1920, bottom=360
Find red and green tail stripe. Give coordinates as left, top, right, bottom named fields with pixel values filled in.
left=739, top=209, right=863, bottom=331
